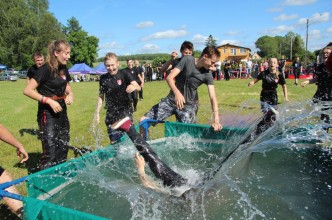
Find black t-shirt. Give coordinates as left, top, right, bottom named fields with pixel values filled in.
left=99, top=69, right=135, bottom=113
left=34, top=63, right=71, bottom=111
left=293, top=61, right=302, bottom=72
left=167, top=56, right=214, bottom=104
left=313, top=63, right=332, bottom=101
left=256, top=69, right=286, bottom=90
left=27, top=64, right=39, bottom=79
left=123, top=67, right=141, bottom=85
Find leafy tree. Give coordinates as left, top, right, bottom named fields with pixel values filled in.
left=65, top=17, right=99, bottom=66
left=205, top=35, right=217, bottom=47
left=0, top=0, right=64, bottom=69
left=255, top=36, right=279, bottom=58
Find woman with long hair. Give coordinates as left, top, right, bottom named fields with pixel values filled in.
left=247, top=58, right=289, bottom=137
left=24, top=39, right=74, bottom=170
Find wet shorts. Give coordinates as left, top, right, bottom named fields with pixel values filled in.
left=144, top=97, right=198, bottom=123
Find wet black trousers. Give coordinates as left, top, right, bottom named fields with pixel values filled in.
left=126, top=125, right=187, bottom=187
left=37, top=110, right=70, bottom=170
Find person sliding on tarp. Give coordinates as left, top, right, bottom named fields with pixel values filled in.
left=93, top=52, right=187, bottom=187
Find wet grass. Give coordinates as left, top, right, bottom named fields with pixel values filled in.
left=0, top=77, right=315, bottom=201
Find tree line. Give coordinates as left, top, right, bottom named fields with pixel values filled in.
left=0, top=0, right=98, bottom=70
left=1, top=0, right=323, bottom=71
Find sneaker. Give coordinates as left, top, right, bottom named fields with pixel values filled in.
left=111, top=117, right=132, bottom=132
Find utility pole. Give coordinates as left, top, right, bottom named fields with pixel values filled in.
left=305, top=18, right=309, bottom=65
left=290, top=36, right=293, bottom=60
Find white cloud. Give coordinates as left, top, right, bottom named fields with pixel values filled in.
left=191, top=34, right=208, bottom=45
left=262, top=25, right=294, bottom=35
left=309, top=29, right=321, bottom=39
left=136, top=21, right=154, bottom=29
left=327, top=27, right=332, bottom=33
left=283, top=0, right=317, bottom=6
left=310, top=12, right=330, bottom=23
left=298, top=12, right=329, bottom=26
left=141, top=29, right=188, bottom=41
left=219, top=40, right=241, bottom=46
left=224, top=30, right=240, bottom=36
left=273, top=13, right=298, bottom=21
left=269, top=7, right=283, bottom=13
left=139, top=44, right=161, bottom=53
left=99, top=41, right=125, bottom=50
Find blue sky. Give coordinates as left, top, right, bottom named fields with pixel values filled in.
left=49, top=0, right=332, bottom=57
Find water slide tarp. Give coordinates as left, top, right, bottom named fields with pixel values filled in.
left=23, top=122, right=247, bottom=220
left=69, top=63, right=95, bottom=74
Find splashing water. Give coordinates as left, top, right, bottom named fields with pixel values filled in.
left=32, top=101, right=332, bottom=219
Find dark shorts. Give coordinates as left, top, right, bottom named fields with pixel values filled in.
left=144, top=96, right=198, bottom=123
left=128, top=91, right=138, bottom=100
left=0, top=165, right=5, bottom=176
left=294, top=69, right=301, bottom=79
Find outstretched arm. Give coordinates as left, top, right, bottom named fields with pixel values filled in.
left=0, top=124, right=28, bottom=163
left=94, top=95, right=104, bottom=124
left=207, top=85, right=222, bottom=131
left=248, top=79, right=259, bottom=87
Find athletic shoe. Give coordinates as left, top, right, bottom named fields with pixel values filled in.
left=111, top=117, right=131, bottom=132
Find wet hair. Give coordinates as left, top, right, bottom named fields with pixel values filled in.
left=180, top=41, right=194, bottom=53
left=46, top=39, right=71, bottom=77
left=200, top=46, right=221, bottom=59
left=104, top=52, right=118, bottom=63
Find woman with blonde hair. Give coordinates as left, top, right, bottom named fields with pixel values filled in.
left=24, top=39, right=74, bottom=170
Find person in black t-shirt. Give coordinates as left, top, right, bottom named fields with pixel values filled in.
left=292, top=56, right=302, bottom=85
left=123, top=59, right=140, bottom=112
left=301, top=45, right=332, bottom=126
left=27, top=51, right=45, bottom=84
left=134, top=60, right=145, bottom=100
left=24, top=39, right=74, bottom=170
left=247, top=58, right=289, bottom=138
left=94, top=52, right=187, bottom=188
left=278, top=55, right=286, bottom=79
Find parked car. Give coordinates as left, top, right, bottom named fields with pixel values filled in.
left=0, top=71, right=18, bottom=81
left=17, top=70, right=28, bottom=79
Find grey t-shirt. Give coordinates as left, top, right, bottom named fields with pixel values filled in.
left=167, top=56, right=214, bottom=104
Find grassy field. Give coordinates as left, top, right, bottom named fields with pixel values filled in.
left=0, top=77, right=316, bottom=214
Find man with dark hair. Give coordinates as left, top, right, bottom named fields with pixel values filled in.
left=160, top=41, right=194, bottom=78
left=27, top=51, right=44, bottom=84
left=140, top=45, right=222, bottom=131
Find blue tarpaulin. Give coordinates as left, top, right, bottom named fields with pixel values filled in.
left=68, top=63, right=95, bottom=74
left=0, top=64, right=7, bottom=70
left=93, top=63, right=107, bottom=74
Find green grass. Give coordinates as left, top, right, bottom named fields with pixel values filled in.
left=0, top=77, right=316, bottom=197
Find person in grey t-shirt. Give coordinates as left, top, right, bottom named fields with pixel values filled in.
left=141, top=46, right=222, bottom=132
